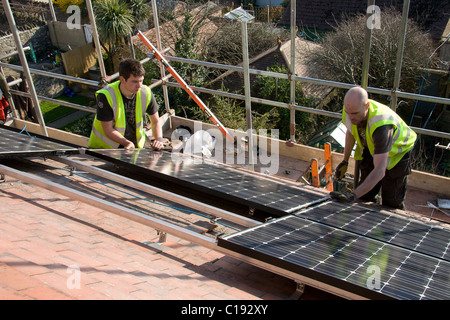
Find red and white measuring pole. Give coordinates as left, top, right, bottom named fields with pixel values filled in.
left=137, top=31, right=234, bottom=143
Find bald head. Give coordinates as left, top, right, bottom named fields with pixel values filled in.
left=344, top=87, right=368, bottom=107
left=344, top=87, right=370, bottom=125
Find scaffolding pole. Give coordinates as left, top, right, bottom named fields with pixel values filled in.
left=151, top=0, right=171, bottom=114
left=163, top=80, right=450, bottom=141
left=289, top=0, right=296, bottom=142
left=2, top=0, right=48, bottom=136
left=85, top=0, right=107, bottom=85
left=361, top=0, right=375, bottom=89
left=48, top=0, right=56, bottom=22
left=165, top=55, right=450, bottom=107
left=241, top=20, right=255, bottom=170
left=391, top=0, right=410, bottom=111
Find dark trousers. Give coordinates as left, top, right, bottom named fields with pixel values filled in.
left=358, top=148, right=412, bottom=209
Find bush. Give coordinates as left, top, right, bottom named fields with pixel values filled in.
left=305, top=7, right=434, bottom=105
left=62, top=113, right=95, bottom=137
left=52, top=0, right=85, bottom=12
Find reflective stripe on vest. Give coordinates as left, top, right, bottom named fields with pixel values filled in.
left=135, top=86, right=148, bottom=148
left=343, top=100, right=416, bottom=170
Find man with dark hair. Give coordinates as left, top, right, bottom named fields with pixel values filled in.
left=330, top=86, right=417, bottom=209
left=89, top=59, right=163, bottom=150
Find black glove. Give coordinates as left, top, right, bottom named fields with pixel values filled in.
left=330, top=191, right=356, bottom=202
left=334, top=160, right=348, bottom=180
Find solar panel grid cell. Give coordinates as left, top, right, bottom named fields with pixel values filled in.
left=426, top=265, right=450, bottom=298
left=0, top=127, right=78, bottom=158
left=381, top=253, right=450, bottom=300
left=220, top=213, right=450, bottom=299
left=296, top=202, right=450, bottom=263
left=322, top=239, right=386, bottom=283
left=89, top=149, right=326, bottom=216
left=298, top=204, right=450, bottom=299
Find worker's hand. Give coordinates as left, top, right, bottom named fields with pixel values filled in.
left=334, top=160, right=348, bottom=180
left=330, top=191, right=356, bottom=203
left=151, top=138, right=164, bottom=151
left=123, top=140, right=135, bottom=151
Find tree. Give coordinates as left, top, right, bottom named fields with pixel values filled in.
left=186, top=83, right=280, bottom=133
left=93, top=0, right=150, bottom=73
left=138, top=1, right=290, bottom=133
left=125, top=0, right=151, bottom=58
left=172, top=11, right=208, bottom=86
left=94, top=0, right=134, bottom=73
left=252, top=63, right=317, bottom=143
left=305, top=7, right=434, bottom=107
left=126, top=0, right=151, bottom=26
left=304, top=8, right=449, bottom=177
left=154, top=5, right=214, bottom=118
left=204, top=22, right=289, bottom=69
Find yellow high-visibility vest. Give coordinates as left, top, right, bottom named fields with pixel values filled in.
left=88, top=81, right=151, bottom=149
left=343, top=99, right=417, bottom=170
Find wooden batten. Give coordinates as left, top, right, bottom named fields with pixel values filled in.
left=12, top=119, right=89, bottom=147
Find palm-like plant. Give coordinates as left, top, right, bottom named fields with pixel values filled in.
left=125, top=0, right=152, bottom=59
left=127, top=0, right=151, bottom=26
left=94, top=0, right=134, bottom=73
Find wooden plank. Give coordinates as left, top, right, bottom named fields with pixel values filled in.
left=408, top=170, right=450, bottom=196
left=186, top=221, right=217, bottom=234
left=12, top=119, right=89, bottom=147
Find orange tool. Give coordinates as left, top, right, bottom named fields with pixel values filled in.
left=324, top=142, right=333, bottom=191
left=137, top=31, right=234, bottom=142
left=311, top=158, right=319, bottom=188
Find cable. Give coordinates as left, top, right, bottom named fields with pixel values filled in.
left=19, top=125, right=33, bottom=137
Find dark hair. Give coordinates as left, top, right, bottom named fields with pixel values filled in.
left=119, top=59, right=145, bottom=80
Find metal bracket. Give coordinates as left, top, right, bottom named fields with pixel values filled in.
left=290, top=282, right=305, bottom=300
left=248, top=207, right=255, bottom=216
left=0, top=173, right=6, bottom=183
left=157, top=230, right=167, bottom=243
left=68, top=166, right=76, bottom=176
left=416, top=202, right=450, bottom=218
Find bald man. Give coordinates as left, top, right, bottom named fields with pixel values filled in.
left=330, top=87, right=417, bottom=209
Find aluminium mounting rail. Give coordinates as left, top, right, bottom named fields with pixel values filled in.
left=49, top=155, right=259, bottom=229
left=0, top=161, right=367, bottom=300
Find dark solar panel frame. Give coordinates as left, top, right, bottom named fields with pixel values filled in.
left=0, top=126, right=80, bottom=159
left=218, top=213, right=450, bottom=300
left=87, top=149, right=326, bottom=216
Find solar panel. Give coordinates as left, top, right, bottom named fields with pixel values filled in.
left=88, top=149, right=326, bottom=216
left=294, top=201, right=450, bottom=262
left=0, top=126, right=79, bottom=159
left=87, top=149, right=450, bottom=299
left=218, top=213, right=450, bottom=300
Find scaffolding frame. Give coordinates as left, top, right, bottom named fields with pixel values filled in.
left=1, top=0, right=449, bottom=142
